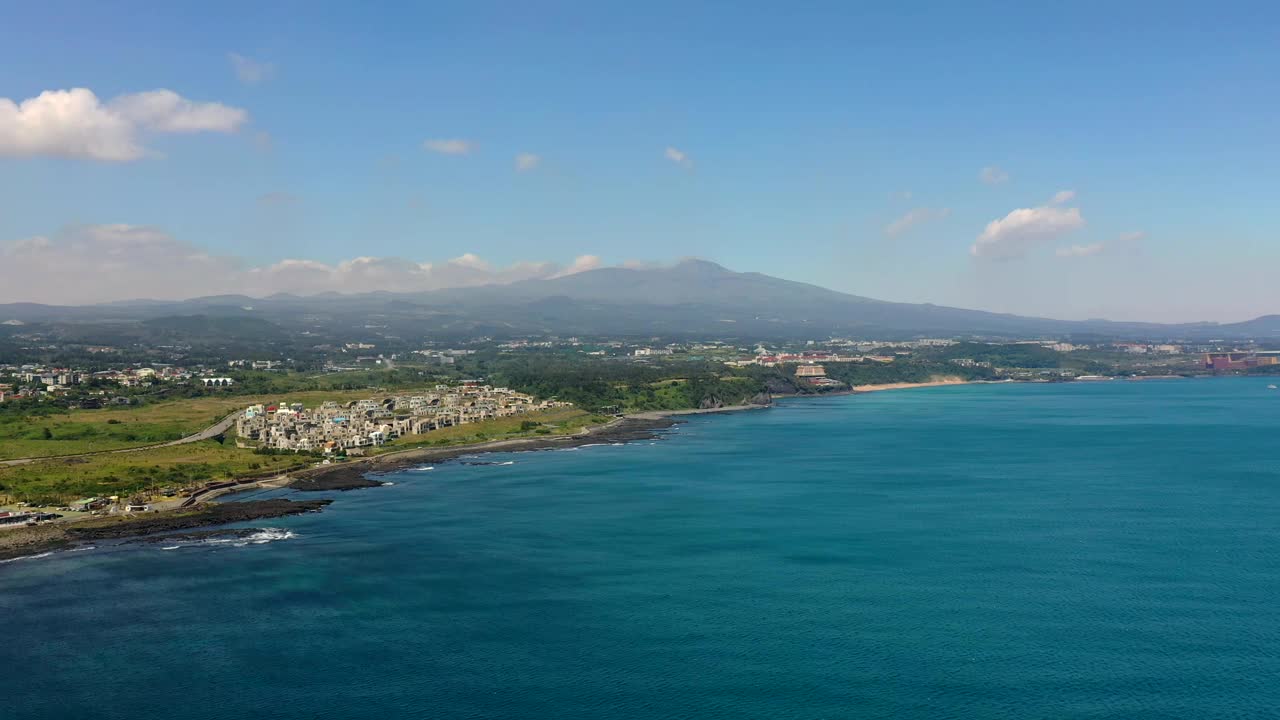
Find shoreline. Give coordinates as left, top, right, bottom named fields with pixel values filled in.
left=289, top=381, right=981, bottom=491
left=850, top=378, right=976, bottom=393
left=0, top=499, right=332, bottom=563
left=287, top=415, right=683, bottom=491
left=0, top=379, right=1008, bottom=565
left=772, top=377, right=981, bottom=402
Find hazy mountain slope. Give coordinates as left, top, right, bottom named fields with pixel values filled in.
left=0, top=260, right=1272, bottom=340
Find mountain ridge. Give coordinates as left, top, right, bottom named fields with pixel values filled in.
left=0, top=260, right=1276, bottom=340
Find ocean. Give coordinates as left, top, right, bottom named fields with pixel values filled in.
left=3, top=379, right=1279, bottom=719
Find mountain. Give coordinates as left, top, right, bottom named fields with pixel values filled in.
left=0, top=260, right=1275, bottom=341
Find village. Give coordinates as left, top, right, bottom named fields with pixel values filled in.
left=234, top=383, right=569, bottom=455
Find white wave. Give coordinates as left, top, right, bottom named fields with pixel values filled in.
left=381, top=481, right=396, bottom=486
left=498, top=461, right=515, bottom=466
left=160, top=528, right=298, bottom=551
left=413, top=465, right=435, bottom=471
left=234, top=528, right=297, bottom=546
left=0, top=551, right=55, bottom=564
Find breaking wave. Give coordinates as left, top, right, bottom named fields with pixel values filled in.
left=157, top=528, right=298, bottom=550
left=211, top=528, right=296, bottom=547
left=0, top=551, right=55, bottom=564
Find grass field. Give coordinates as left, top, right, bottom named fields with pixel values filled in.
left=0, top=407, right=605, bottom=503
left=0, top=387, right=446, bottom=460
left=0, top=441, right=311, bottom=504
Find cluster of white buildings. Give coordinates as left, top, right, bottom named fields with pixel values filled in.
left=410, top=348, right=475, bottom=365
left=1112, top=343, right=1183, bottom=355
left=235, top=384, right=568, bottom=454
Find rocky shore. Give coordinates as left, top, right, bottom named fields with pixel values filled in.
left=0, top=410, right=749, bottom=565
left=289, top=416, right=679, bottom=491
left=0, top=499, right=332, bottom=562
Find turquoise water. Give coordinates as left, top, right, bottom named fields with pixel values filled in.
left=3, top=379, right=1280, bottom=719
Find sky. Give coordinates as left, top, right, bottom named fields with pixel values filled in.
left=1, top=1, right=1278, bottom=322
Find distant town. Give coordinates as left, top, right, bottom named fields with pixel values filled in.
left=3, top=336, right=1278, bottom=406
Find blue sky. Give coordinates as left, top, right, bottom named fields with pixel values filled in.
left=1, top=1, right=1277, bottom=321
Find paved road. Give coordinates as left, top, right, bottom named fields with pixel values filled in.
left=177, top=473, right=289, bottom=508
left=0, top=411, right=242, bottom=467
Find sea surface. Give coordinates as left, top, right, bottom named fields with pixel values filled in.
left=3, top=379, right=1280, bottom=719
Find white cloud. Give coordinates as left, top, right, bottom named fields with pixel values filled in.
left=0, top=225, right=619, bottom=304
left=885, top=207, right=952, bottom=238
left=1056, top=243, right=1105, bottom=258
left=229, top=53, right=274, bottom=85
left=424, top=138, right=473, bottom=155
left=110, top=90, right=246, bottom=133
left=1049, top=189, right=1076, bottom=205
left=448, top=252, right=490, bottom=271
left=0, top=89, right=138, bottom=161
left=979, top=166, right=1010, bottom=185
left=1118, top=230, right=1147, bottom=243
left=971, top=205, right=1085, bottom=259
left=550, top=255, right=602, bottom=278
left=0, top=88, right=247, bottom=162
left=0, top=224, right=242, bottom=302
left=514, top=152, right=540, bottom=172
left=664, top=146, right=693, bottom=168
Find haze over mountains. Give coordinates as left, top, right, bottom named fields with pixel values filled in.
left=1, top=260, right=1276, bottom=341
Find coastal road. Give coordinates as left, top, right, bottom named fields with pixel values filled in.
left=0, top=411, right=243, bottom=468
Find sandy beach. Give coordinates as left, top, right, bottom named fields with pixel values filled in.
left=849, top=378, right=974, bottom=393
left=625, top=404, right=771, bottom=420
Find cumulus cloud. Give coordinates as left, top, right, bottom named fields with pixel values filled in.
left=229, top=53, right=274, bottom=85
left=971, top=205, right=1085, bottom=259
left=979, top=166, right=1010, bottom=185
left=1, top=225, right=242, bottom=302
left=0, top=225, right=613, bottom=304
left=550, top=255, right=602, bottom=278
left=110, top=90, right=245, bottom=133
left=423, top=138, right=473, bottom=155
left=664, top=146, right=693, bottom=168
left=1049, top=189, right=1076, bottom=205
left=884, top=207, right=952, bottom=238
left=0, top=88, right=247, bottom=161
left=514, top=152, right=540, bottom=172
left=449, top=252, right=490, bottom=271
left=1056, top=243, right=1105, bottom=258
